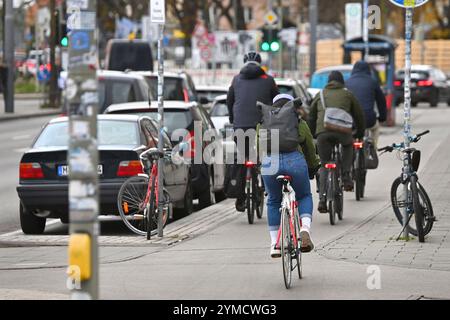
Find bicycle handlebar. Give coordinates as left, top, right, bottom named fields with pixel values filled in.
left=378, top=130, right=430, bottom=153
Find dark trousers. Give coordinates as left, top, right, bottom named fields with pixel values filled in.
left=234, top=127, right=256, bottom=202
left=317, top=131, right=353, bottom=198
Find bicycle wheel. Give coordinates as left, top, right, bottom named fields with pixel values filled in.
left=337, top=173, right=344, bottom=221
left=256, top=174, right=264, bottom=219
left=117, top=175, right=149, bottom=236
left=411, top=177, right=425, bottom=243
left=246, top=172, right=255, bottom=224
left=147, top=176, right=157, bottom=240
left=281, top=208, right=292, bottom=289
left=355, top=168, right=363, bottom=201
left=391, top=177, right=434, bottom=236
left=293, top=211, right=302, bottom=279
left=328, top=171, right=337, bottom=225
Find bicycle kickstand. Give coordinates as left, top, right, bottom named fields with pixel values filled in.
left=395, top=213, right=414, bottom=241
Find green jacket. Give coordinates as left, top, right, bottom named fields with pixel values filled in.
left=308, top=81, right=366, bottom=138
left=257, top=118, right=320, bottom=171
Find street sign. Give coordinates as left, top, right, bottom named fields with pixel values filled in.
left=345, top=3, right=362, bottom=40
left=264, top=10, right=279, bottom=25
left=389, top=0, right=429, bottom=8
left=150, top=0, right=165, bottom=24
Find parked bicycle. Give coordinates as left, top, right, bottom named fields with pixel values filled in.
left=117, top=148, right=172, bottom=240
left=244, top=160, right=265, bottom=224
left=378, top=130, right=435, bottom=242
left=274, top=175, right=303, bottom=289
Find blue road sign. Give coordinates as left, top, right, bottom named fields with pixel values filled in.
left=389, top=0, right=429, bottom=8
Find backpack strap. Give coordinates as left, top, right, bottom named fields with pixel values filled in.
left=319, top=90, right=327, bottom=111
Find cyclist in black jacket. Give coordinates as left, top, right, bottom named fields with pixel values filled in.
left=227, top=52, right=279, bottom=212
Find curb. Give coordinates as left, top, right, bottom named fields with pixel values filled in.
left=0, top=111, right=60, bottom=122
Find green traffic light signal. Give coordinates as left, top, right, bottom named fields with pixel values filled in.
left=61, top=36, right=68, bottom=47
left=270, top=41, right=280, bottom=52
left=261, top=42, right=270, bottom=52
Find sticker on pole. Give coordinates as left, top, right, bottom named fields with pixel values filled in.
left=389, top=0, right=429, bottom=8
left=150, top=0, right=165, bottom=24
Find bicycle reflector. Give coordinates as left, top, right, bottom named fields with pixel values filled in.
left=353, top=142, right=364, bottom=149
left=325, top=163, right=337, bottom=170
left=122, top=202, right=129, bottom=214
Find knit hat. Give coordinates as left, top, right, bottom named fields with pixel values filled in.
left=273, top=93, right=294, bottom=104
left=328, top=71, right=345, bottom=84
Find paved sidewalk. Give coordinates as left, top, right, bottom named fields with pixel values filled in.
left=317, top=132, right=450, bottom=272
left=0, top=95, right=60, bottom=122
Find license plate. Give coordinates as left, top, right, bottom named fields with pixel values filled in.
left=58, top=165, right=103, bottom=176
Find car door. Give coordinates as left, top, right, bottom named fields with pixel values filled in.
left=197, top=105, right=225, bottom=190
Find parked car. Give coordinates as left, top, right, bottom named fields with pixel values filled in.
left=308, top=65, right=354, bottom=98
left=134, top=71, right=198, bottom=103
left=60, top=70, right=151, bottom=114
left=394, top=65, right=450, bottom=107
left=16, top=115, right=191, bottom=235
left=104, top=101, right=226, bottom=208
left=104, top=39, right=153, bottom=72
left=196, top=85, right=229, bottom=110
left=275, top=78, right=313, bottom=120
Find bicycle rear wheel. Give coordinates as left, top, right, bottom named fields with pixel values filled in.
left=281, top=208, right=292, bottom=289
left=117, top=175, right=149, bottom=236
left=246, top=186, right=255, bottom=225
left=256, top=175, right=264, bottom=219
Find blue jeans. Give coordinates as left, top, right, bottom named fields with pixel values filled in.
left=261, top=151, right=313, bottom=232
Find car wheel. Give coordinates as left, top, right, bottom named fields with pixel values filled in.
left=20, top=203, right=46, bottom=235
left=183, top=172, right=194, bottom=215
left=411, top=101, right=418, bottom=107
left=198, top=166, right=216, bottom=209
left=60, top=215, right=69, bottom=224
left=430, top=91, right=439, bottom=107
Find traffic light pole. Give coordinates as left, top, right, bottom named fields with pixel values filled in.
left=309, top=0, right=318, bottom=76
left=66, top=0, right=99, bottom=300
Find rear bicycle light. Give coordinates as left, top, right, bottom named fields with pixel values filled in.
left=20, top=163, right=44, bottom=179
left=394, top=80, right=402, bottom=87
left=245, top=161, right=256, bottom=168
left=325, top=163, right=337, bottom=170
left=117, top=161, right=143, bottom=177
left=353, top=142, right=364, bottom=149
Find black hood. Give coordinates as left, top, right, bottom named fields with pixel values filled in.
left=240, top=62, right=265, bottom=79
left=352, top=60, right=371, bottom=76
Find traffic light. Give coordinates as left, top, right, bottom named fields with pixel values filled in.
left=56, top=10, right=68, bottom=47
left=260, top=28, right=280, bottom=52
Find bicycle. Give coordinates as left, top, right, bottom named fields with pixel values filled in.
left=244, top=160, right=265, bottom=224
left=274, top=175, right=303, bottom=289
left=353, top=139, right=366, bottom=201
left=117, top=148, right=172, bottom=240
left=378, top=130, right=435, bottom=243
left=323, top=144, right=344, bottom=225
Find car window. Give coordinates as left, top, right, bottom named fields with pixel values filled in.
left=397, top=70, right=429, bottom=80
left=277, top=85, right=296, bottom=97
left=134, top=110, right=193, bottom=136
left=197, top=91, right=227, bottom=102
left=310, top=71, right=352, bottom=89
left=147, top=77, right=185, bottom=101
left=434, top=69, right=447, bottom=81
left=34, top=120, right=140, bottom=148
left=142, top=118, right=172, bottom=148
left=186, top=75, right=198, bottom=101
left=211, top=102, right=229, bottom=117
left=98, top=79, right=140, bottom=113
left=198, top=105, right=214, bottom=129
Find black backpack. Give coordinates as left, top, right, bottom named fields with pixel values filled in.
left=258, top=100, right=300, bottom=153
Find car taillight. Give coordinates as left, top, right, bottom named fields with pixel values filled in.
left=20, top=163, right=44, bottom=179
left=417, top=80, right=433, bottom=87
left=117, top=161, right=143, bottom=177
left=353, top=142, right=364, bottom=149
left=394, top=80, right=402, bottom=87
left=183, top=89, right=189, bottom=102
left=325, top=163, right=337, bottom=170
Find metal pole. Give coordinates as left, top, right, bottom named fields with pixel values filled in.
left=402, top=7, right=414, bottom=239
left=157, top=23, right=165, bottom=238
left=309, top=0, right=317, bottom=76
left=233, top=0, right=238, bottom=30
left=363, top=0, right=369, bottom=60
left=209, top=6, right=217, bottom=84
left=4, top=0, right=14, bottom=113
left=278, top=0, right=283, bottom=77
left=67, top=0, right=99, bottom=299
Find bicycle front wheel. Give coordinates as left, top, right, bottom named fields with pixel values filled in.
left=293, top=211, right=302, bottom=279
left=411, top=177, right=425, bottom=243
left=117, top=175, right=149, bottom=236
left=281, top=208, right=292, bottom=289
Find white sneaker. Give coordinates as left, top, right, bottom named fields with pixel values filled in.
left=270, top=244, right=281, bottom=258
left=300, top=227, right=314, bottom=253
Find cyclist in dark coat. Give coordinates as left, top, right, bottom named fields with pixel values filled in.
left=346, top=60, right=387, bottom=147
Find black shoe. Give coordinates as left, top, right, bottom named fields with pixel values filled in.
left=235, top=199, right=245, bottom=212
left=318, top=199, right=328, bottom=213
left=343, top=174, right=354, bottom=192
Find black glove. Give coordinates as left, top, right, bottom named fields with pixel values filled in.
left=308, top=165, right=320, bottom=180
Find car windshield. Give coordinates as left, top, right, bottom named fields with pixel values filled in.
left=34, top=120, right=140, bottom=148
left=210, top=102, right=229, bottom=117
left=310, top=70, right=352, bottom=89
left=277, top=85, right=296, bottom=97
left=198, top=91, right=227, bottom=102
left=147, top=77, right=185, bottom=101
left=98, top=79, right=140, bottom=113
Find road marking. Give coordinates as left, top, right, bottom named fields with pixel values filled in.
left=0, top=220, right=61, bottom=237
left=13, top=262, right=48, bottom=267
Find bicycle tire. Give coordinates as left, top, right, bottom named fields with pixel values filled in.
left=411, top=177, right=425, bottom=243
left=391, top=177, right=434, bottom=236
left=355, top=168, right=363, bottom=201
left=117, top=175, right=149, bottom=236
left=293, top=211, right=302, bottom=279
left=256, top=174, right=264, bottom=219
left=246, top=185, right=254, bottom=225
left=147, top=175, right=157, bottom=240
left=281, top=208, right=292, bottom=289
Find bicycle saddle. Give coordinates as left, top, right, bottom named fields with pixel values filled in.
left=276, top=175, right=292, bottom=184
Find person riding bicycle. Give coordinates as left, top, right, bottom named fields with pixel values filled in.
left=308, top=71, right=365, bottom=213
left=345, top=60, right=387, bottom=147
left=259, top=94, right=320, bottom=258
left=227, top=51, right=279, bottom=212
